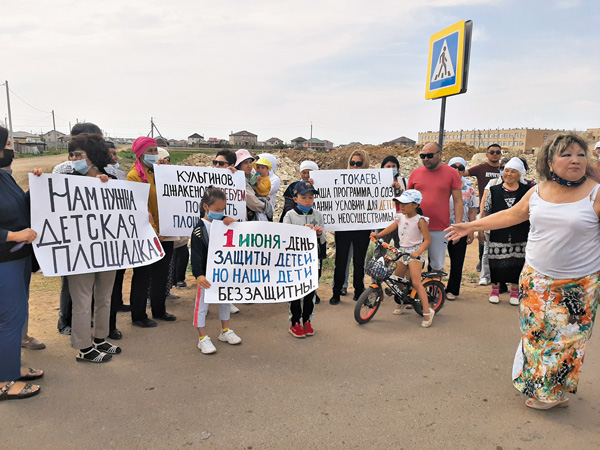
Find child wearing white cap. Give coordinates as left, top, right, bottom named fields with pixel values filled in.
left=371, top=189, right=435, bottom=327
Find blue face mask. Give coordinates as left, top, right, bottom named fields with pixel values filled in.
left=393, top=168, right=399, bottom=177
left=73, top=159, right=91, bottom=174
left=144, top=154, right=158, bottom=165
left=207, top=210, right=225, bottom=221
left=113, top=162, right=120, bottom=170
left=297, top=204, right=312, bottom=213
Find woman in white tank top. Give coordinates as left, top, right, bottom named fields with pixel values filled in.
left=445, top=133, right=600, bottom=411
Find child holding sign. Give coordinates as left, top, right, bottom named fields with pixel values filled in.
left=371, top=189, right=435, bottom=328
left=283, top=181, right=326, bottom=338
left=191, top=187, right=242, bottom=354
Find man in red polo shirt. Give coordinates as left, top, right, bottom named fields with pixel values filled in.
left=408, top=142, right=463, bottom=272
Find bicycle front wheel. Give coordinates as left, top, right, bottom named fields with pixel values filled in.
left=354, top=287, right=383, bottom=324
left=412, top=280, right=446, bottom=316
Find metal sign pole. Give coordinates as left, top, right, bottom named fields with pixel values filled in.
left=438, top=96, right=446, bottom=149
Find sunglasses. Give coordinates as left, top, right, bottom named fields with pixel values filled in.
left=212, top=160, right=228, bottom=167
left=451, top=164, right=465, bottom=171
left=488, top=150, right=502, bottom=155
left=349, top=160, right=363, bottom=167
left=419, top=151, right=441, bottom=160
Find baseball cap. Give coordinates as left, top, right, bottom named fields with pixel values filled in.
left=394, top=189, right=422, bottom=204
left=293, top=181, right=318, bottom=196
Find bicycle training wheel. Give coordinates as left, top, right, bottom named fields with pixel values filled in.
left=412, top=280, right=446, bottom=316
left=354, top=287, right=383, bottom=324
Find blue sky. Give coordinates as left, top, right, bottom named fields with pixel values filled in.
left=2, top=0, right=599, bottom=145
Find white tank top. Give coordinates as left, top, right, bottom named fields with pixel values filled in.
left=396, top=213, right=429, bottom=248
left=526, top=184, right=600, bottom=278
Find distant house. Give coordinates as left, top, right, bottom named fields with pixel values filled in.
left=265, top=137, right=284, bottom=147
left=323, top=140, right=334, bottom=149
left=43, top=130, right=69, bottom=142
left=229, top=130, right=258, bottom=147
left=302, top=138, right=326, bottom=150
left=291, top=137, right=307, bottom=147
left=386, top=136, right=416, bottom=147
left=208, top=137, right=228, bottom=146
left=188, top=133, right=204, bottom=146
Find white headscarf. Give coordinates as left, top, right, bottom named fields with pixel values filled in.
left=300, top=160, right=319, bottom=172
left=504, top=157, right=527, bottom=184
left=447, top=156, right=471, bottom=185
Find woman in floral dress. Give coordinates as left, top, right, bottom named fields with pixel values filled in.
left=446, top=133, right=600, bottom=410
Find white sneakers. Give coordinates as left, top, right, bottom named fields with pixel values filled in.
left=479, top=278, right=490, bottom=286
left=219, top=329, right=242, bottom=345
left=509, top=296, right=520, bottom=306
left=198, top=330, right=242, bottom=354
left=197, top=336, right=217, bottom=354
left=489, top=294, right=500, bottom=304
left=230, top=304, right=240, bottom=314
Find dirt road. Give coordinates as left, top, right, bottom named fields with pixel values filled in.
left=11, top=153, right=69, bottom=189
left=2, top=244, right=599, bottom=449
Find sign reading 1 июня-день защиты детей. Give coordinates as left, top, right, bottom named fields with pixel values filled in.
left=204, top=221, right=319, bottom=304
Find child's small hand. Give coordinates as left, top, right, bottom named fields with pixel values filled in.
left=32, top=168, right=44, bottom=177
left=410, top=251, right=421, bottom=259
left=256, top=175, right=262, bottom=183
left=223, top=217, right=236, bottom=225
left=313, top=225, right=323, bottom=235
left=197, top=276, right=211, bottom=289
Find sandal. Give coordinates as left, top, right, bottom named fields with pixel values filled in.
left=76, top=348, right=112, bottom=363
left=19, top=367, right=44, bottom=381
left=93, top=340, right=122, bottom=354
left=393, top=305, right=406, bottom=315
left=525, top=397, right=569, bottom=410
left=0, top=381, right=41, bottom=401
left=421, top=310, right=435, bottom=328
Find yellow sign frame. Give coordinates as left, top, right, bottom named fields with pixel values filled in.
left=425, top=20, right=470, bottom=100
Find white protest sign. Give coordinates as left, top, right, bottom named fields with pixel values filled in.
left=205, top=221, right=318, bottom=304
left=154, top=164, right=246, bottom=236
left=310, top=169, right=396, bottom=232
left=29, top=174, right=163, bottom=276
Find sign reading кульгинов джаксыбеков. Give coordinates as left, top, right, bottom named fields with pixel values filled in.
left=154, top=164, right=246, bottom=236
left=309, top=168, right=396, bottom=232
left=29, top=174, right=164, bottom=276
left=204, top=221, right=319, bottom=304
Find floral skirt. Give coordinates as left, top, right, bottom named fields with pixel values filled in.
left=512, top=264, right=600, bottom=401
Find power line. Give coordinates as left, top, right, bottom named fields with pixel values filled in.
left=8, top=87, right=52, bottom=114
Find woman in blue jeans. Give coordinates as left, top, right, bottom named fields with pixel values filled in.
left=0, top=126, right=43, bottom=400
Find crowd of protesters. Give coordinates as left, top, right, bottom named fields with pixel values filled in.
left=1, top=122, right=599, bottom=412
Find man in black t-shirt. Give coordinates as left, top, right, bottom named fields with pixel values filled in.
left=464, top=143, right=502, bottom=279
left=465, top=143, right=502, bottom=200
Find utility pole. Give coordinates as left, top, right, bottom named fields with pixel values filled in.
left=52, top=109, right=57, bottom=148
left=310, top=121, right=313, bottom=151
left=4, top=81, right=14, bottom=147
left=150, top=117, right=154, bottom=138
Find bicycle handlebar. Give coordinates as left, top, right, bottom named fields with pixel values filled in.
left=369, top=236, right=411, bottom=261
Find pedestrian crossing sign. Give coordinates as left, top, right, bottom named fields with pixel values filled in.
left=425, top=20, right=472, bottom=100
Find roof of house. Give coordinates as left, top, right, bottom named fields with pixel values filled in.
left=291, top=136, right=306, bottom=142
left=188, top=133, right=203, bottom=139
left=304, top=138, right=324, bottom=144
left=266, top=137, right=283, bottom=142
left=389, top=136, right=415, bottom=144
left=230, top=130, right=257, bottom=137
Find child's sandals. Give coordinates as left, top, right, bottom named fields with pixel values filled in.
left=393, top=305, right=406, bottom=315
left=421, top=310, right=435, bottom=328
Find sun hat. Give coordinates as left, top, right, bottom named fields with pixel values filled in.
left=234, top=149, right=255, bottom=168
left=253, top=157, right=272, bottom=171
left=394, top=189, right=423, bottom=204
left=258, top=153, right=277, bottom=172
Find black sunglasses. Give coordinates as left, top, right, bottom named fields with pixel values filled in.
left=419, top=151, right=441, bottom=160
left=488, top=150, right=502, bottom=155
left=451, top=164, right=465, bottom=171
left=213, top=160, right=228, bottom=167
left=349, top=160, right=363, bottom=167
